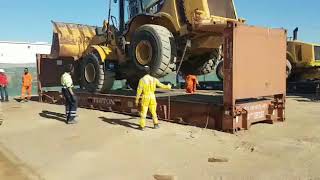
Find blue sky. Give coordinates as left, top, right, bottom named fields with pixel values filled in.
left=0, top=0, right=319, bottom=44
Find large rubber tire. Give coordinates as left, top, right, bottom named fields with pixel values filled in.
left=131, top=24, right=176, bottom=78
left=80, top=53, right=115, bottom=93
left=216, top=60, right=224, bottom=81
left=180, top=49, right=220, bottom=75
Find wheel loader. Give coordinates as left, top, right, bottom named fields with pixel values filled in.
left=50, top=0, right=244, bottom=92
left=286, top=27, right=320, bottom=80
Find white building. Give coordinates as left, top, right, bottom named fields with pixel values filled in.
left=0, top=41, right=51, bottom=64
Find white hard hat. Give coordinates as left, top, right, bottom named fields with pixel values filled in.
left=0, top=69, right=4, bottom=73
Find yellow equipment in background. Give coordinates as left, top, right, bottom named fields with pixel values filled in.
left=287, top=28, right=320, bottom=80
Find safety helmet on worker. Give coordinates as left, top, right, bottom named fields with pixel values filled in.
left=65, top=64, right=74, bottom=73
left=143, top=66, right=151, bottom=75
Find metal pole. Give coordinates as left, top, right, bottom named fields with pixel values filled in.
left=106, top=0, right=112, bottom=37
left=176, top=40, right=191, bottom=89
left=119, top=0, right=125, bottom=33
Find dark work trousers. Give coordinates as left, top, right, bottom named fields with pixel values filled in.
left=62, top=87, right=77, bottom=122
left=0, top=86, right=8, bottom=102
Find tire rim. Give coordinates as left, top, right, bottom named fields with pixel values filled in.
left=135, top=40, right=152, bottom=65
left=84, top=63, right=96, bottom=83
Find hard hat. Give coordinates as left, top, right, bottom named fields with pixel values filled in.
left=143, top=66, right=150, bottom=73
left=0, top=69, right=5, bottom=73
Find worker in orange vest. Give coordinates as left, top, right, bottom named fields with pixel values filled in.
left=0, top=69, right=9, bottom=102
left=185, top=74, right=199, bottom=94
left=21, top=68, right=33, bottom=102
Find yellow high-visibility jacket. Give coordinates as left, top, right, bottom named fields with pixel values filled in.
left=136, top=74, right=171, bottom=106
left=61, top=72, right=73, bottom=88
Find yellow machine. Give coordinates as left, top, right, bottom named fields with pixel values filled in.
left=287, top=28, right=320, bottom=80
left=51, top=0, right=244, bottom=92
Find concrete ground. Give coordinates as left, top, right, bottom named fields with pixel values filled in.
left=0, top=95, right=320, bottom=180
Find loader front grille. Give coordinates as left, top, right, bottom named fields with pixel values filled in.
left=314, top=46, right=320, bottom=61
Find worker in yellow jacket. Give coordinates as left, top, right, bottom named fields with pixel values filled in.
left=61, top=64, right=78, bottom=124
left=135, top=66, right=171, bottom=130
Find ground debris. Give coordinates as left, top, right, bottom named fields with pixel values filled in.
left=153, top=174, right=177, bottom=180
left=208, top=156, right=229, bottom=163
left=234, top=141, right=256, bottom=152
left=188, top=131, right=196, bottom=139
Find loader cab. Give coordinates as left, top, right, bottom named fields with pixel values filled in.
left=115, top=0, right=163, bottom=32
left=128, top=0, right=163, bottom=17
left=128, top=0, right=142, bottom=18
left=116, top=0, right=240, bottom=34
left=287, top=27, right=320, bottom=67
left=115, top=0, right=141, bottom=32
left=315, top=46, right=320, bottom=62
left=287, top=41, right=320, bottom=66
left=127, top=0, right=239, bottom=19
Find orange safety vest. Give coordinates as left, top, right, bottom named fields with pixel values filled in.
left=22, top=73, right=32, bottom=87
left=185, top=75, right=198, bottom=92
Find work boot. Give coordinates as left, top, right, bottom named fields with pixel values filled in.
left=67, top=120, right=78, bottom=124
left=67, top=117, right=78, bottom=124
left=139, top=126, right=145, bottom=131
left=154, top=124, right=160, bottom=129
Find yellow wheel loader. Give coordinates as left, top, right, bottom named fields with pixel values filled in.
left=286, top=28, right=320, bottom=81
left=51, top=0, right=244, bottom=92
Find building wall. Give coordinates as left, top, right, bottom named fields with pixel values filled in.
left=3, top=67, right=38, bottom=97
left=0, top=41, right=51, bottom=64
left=0, top=41, right=51, bottom=97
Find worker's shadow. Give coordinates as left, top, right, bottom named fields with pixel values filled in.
left=39, top=110, right=66, bottom=123
left=99, top=117, right=152, bottom=130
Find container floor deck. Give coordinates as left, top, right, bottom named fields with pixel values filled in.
left=74, top=89, right=225, bottom=105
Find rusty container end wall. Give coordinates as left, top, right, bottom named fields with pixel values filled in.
left=36, top=54, right=80, bottom=87
left=228, top=23, right=287, bottom=101
left=222, top=22, right=286, bottom=132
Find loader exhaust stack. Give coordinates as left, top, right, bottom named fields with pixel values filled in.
left=293, top=27, right=299, bottom=41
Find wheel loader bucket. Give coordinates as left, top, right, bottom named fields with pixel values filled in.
left=185, top=0, right=238, bottom=21
left=184, top=0, right=240, bottom=33
left=207, top=0, right=237, bottom=19
left=51, top=21, right=97, bottom=59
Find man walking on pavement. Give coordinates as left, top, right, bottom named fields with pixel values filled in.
left=135, top=66, right=172, bottom=130
left=61, top=64, right=78, bottom=124
left=21, top=68, right=33, bottom=102
left=0, top=69, right=9, bottom=102
left=185, top=74, right=199, bottom=94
